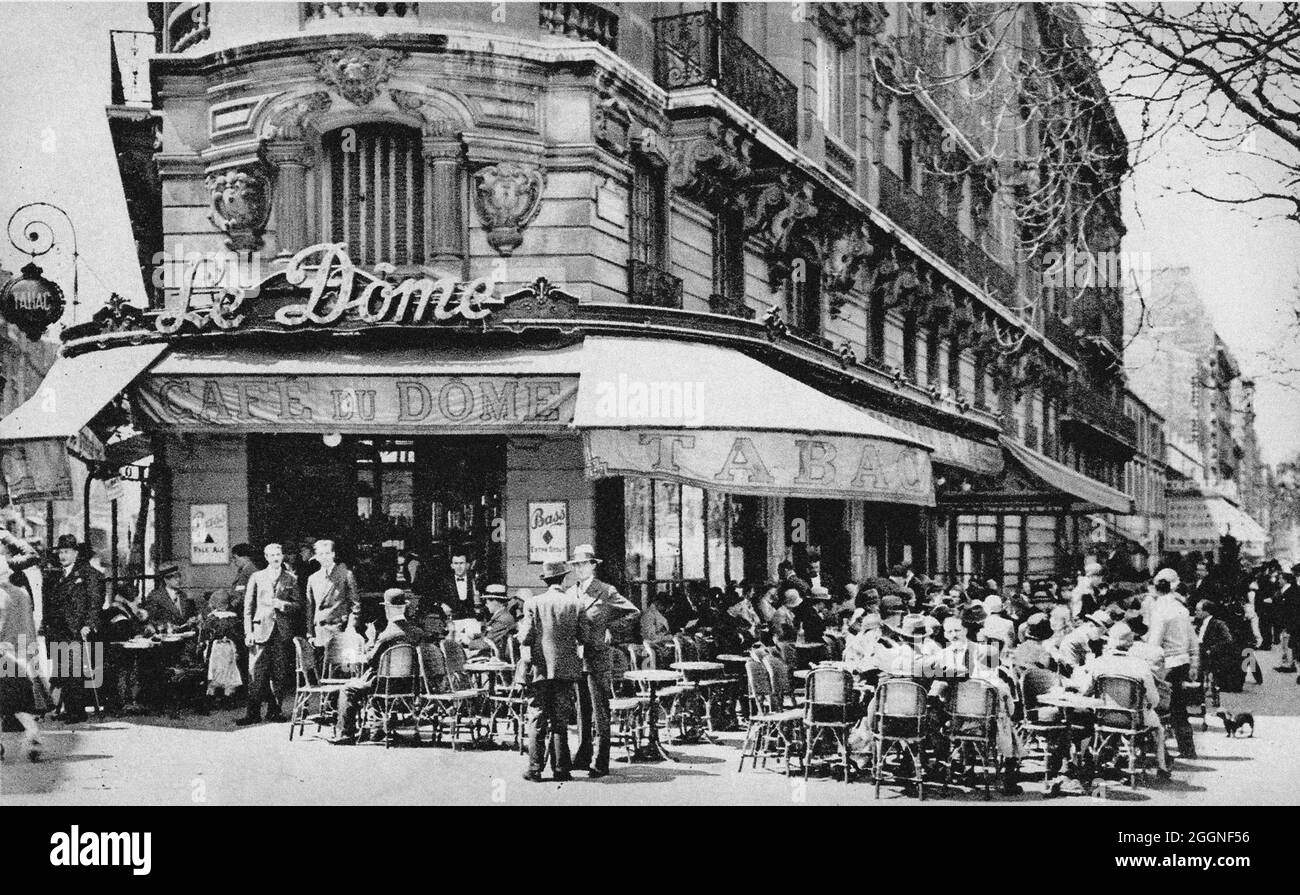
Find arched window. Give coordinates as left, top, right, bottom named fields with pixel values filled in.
left=319, top=123, right=426, bottom=266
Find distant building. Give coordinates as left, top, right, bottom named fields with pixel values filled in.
left=1119, top=387, right=1166, bottom=573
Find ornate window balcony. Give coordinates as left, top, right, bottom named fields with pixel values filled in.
left=876, top=167, right=1017, bottom=303
left=540, top=3, right=619, bottom=52
left=1061, top=381, right=1137, bottom=452
left=628, top=259, right=683, bottom=310
left=653, top=10, right=798, bottom=145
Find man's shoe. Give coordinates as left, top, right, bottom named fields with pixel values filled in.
left=234, top=714, right=262, bottom=727
left=553, top=772, right=573, bottom=782
left=587, top=768, right=608, bottom=779
left=328, top=734, right=357, bottom=746
left=1274, top=665, right=1295, bottom=672
left=521, top=770, right=544, bottom=783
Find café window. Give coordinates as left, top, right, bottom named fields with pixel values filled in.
left=623, top=478, right=758, bottom=598
left=320, top=123, right=426, bottom=267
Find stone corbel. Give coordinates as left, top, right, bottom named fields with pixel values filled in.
left=822, top=221, right=874, bottom=298
left=669, top=118, right=752, bottom=207
left=472, top=160, right=546, bottom=256
left=743, top=171, right=819, bottom=290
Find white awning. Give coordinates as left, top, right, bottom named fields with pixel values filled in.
left=574, top=337, right=935, bottom=506
left=1167, top=494, right=1268, bottom=552
left=0, top=343, right=167, bottom=442
left=1001, top=436, right=1133, bottom=514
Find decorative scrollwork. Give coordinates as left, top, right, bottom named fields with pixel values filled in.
left=473, top=162, right=546, bottom=256
left=313, top=45, right=407, bottom=107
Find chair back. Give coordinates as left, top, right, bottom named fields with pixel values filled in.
left=806, top=666, right=854, bottom=726
left=694, top=634, right=715, bottom=661
left=442, top=638, right=470, bottom=687
left=949, top=679, right=999, bottom=738
left=506, top=634, right=520, bottom=665
left=875, top=677, right=927, bottom=739
left=1095, top=674, right=1145, bottom=731
left=823, top=633, right=844, bottom=662
left=761, top=655, right=793, bottom=708
left=1018, top=666, right=1058, bottom=715
left=375, top=643, right=419, bottom=698
left=627, top=642, right=653, bottom=670
left=744, top=658, right=773, bottom=713
left=322, top=630, right=365, bottom=679
left=293, top=637, right=320, bottom=689
left=775, top=640, right=797, bottom=669
left=418, top=641, right=449, bottom=695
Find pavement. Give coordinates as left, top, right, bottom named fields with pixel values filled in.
left=4, top=645, right=1299, bottom=806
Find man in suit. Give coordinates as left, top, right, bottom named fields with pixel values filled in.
left=306, top=539, right=358, bottom=648
left=517, top=560, right=595, bottom=782
left=330, top=588, right=425, bottom=744
left=41, top=534, right=104, bottom=723
left=567, top=544, right=639, bottom=778
left=800, top=546, right=837, bottom=602
left=141, top=564, right=201, bottom=631
left=481, top=584, right=517, bottom=658
left=888, top=562, right=926, bottom=606
left=432, top=550, right=479, bottom=620
left=237, top=543, right=300, bottom=726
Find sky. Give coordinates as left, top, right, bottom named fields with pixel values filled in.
left=0, top=0, right=1296, bottom=466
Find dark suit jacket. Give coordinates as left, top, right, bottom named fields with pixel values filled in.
left=434, top=573, right=480, bottom=620
left=365, top=618, right=425, bottom=674
left=573, top=579, right=639, bottom=673
left=142, top=584, right=201, bottom=629
left=483, top=606, right=517, bottom=659
left=517, top=586, right=594, bottom=682
left=42, top=561, right=104, bottom=637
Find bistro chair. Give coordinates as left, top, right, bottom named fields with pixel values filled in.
left=870, top=677, right=929, bottom=800
left=803, top=666, right=857, bottom=783
left=417, top=642, right=482, bottom=748
left=441, top=638, right=480, bottom=694
left=485, top=658, right=530, bottom=753
left=1090, top=674, right=1158, bottom=789
left=362, top=643, right=421, bottom=748
left=606, top=666, right=649, bottom=763
left=737, top=659, right=803, bottom=774
left=289, top=636, right=344, bottom=741
left=1016, top=666, right=1069, bottom=786
left=626, top=642, right=654, bottom=671
left=945, top=679, right=1002, bottom=799
left=321, top=630, right=366, bottom=684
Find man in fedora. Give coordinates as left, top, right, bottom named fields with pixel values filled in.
left=481, top=584, right=516, bottom=658
left=41, top=534, right=104, bottom=723
left=566, top=544, right=638, bottom=778
left=330, top=588, right=425, bottom=745
left=142, top=564, right=201, bottom=631
left=517, top=560, right=595, bottom=782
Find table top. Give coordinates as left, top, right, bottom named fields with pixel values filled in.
left=794, top=669, right=811, bottom=680
left=113, top=640, right=157, bottom=650
left=670, top=661, right=724, bottom=673
left=794, top=641, right=825, bottom=650
left=715, top=654, right=750, bottom=663
left=1038, top=692, right=1103, bottom=709
left=465, top=660, right=512, bottom=673
left=624, top=669, right=681, bottom=684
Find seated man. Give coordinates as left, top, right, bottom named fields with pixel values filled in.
left=481, top=585, right=517, bottom=658
left=639, top=592, right=674, bottom=644
left=1078, top=622, right=1169, bottom=776
left=1011, top=614, right=1056, bottom=671
left=330, top=589, right=425, bottom=745
left=842, top=610, right=883, bottom=674
left=1055, top=611, right=1110, bottom=675
left=142, top=564, right=202, bottom=632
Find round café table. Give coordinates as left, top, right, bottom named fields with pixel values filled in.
left=1035, top=691, right=1103, bottom=777
left=623, top=669, right=682, bottom=762
left=670, top=661, right=727, bottom=740
left=715, top=654, right=752, bottom=723
left=463, top=659, right=514, bottom=748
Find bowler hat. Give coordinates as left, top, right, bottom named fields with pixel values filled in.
left=540, top=560, right=569, bottom=581
left=566, top=544, right=601, bottom=565
left=1025, top=615, right=1054, bottom=641
left=55, top=534, right=79, bottom=551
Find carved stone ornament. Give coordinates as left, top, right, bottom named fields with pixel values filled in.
left=265, top=91, right=332, bottom=139
left=314, top=46, right=407, bottom=107
left=593, top=73, right=631, bottom=156
left=473, top=162, right=545, bottom=256
left=744, top=173, right=819, bottom=289
left=389, top=89, right=457, bottom=137
left=822, top=223, right=873, bottom=296
left=500, top=277, right=581, bottom=318
left=206, top=164, right=272, bottom=251
left=669, top=121, right=752, bottom=207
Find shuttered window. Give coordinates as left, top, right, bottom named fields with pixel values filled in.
left=320, top=123, right=425, bottom=266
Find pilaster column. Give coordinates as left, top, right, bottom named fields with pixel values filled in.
left=423, top=136, right=465, bottom=270
left=265, top=140, right=311, bottom=258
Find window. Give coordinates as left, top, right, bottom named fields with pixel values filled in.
left=903, top=311, right=918, bottom=379
left=713, top=209, right=745, bottom=303
left=815, top=34, right=847, bottom=140
left=948, top=336, right=962, bottom=392
left=789, top=257, right=822, bottom=337
left=926, top=324, right=941, bottom=385
left=869, top=291, right=886, bottom=361
left=320, top=123, right=425, bottom=266
left=630, top=157, right=667, bottom=268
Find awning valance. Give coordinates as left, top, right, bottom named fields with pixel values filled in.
left=0, top=343, right=167, bottom=442
left=1167, top=493, right=1268, bottom=553
left=1001, top=436, right=1133, bottom=514
left=574, top=337, right=935, bottom=506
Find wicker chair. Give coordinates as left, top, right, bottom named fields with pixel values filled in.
left=871, top=677, right=929, bottom=799
left=802, top=666, right=857, bottom=783
left=945, top=679, right=1002, bottom=798
left=289, top=636, right=344, bottom=741
left=417, top=642, right=482, bottom=748
left=1090, top=674, right=1159, bottom=789
left=320, top=630, right=366, bottom=685
left=362, top=643, right=421, bottom=748
left=737, top=659, right=803, bottom=773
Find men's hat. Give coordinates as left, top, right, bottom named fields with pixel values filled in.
left=159, top=563, right=180, bottom=578
left=1084, top=609, right=1111, bottom=627
left=382, top=588, right=409, bottom=606
left=55, top=534, right=79, bottom=551
left=1153, top=568, right=1180, bottom=586
left=1025, top=614, right=1054, bottom=641
left=540, top=560, right=569, bottom=581
left=808, top=586, right=832, bottom=601
left=857, top=611, right=882, bottom=630
left=879, top=594, right=906, bottom=614
left=961, top=604, right=988, bottom=627
left=983, top=595, right=1004, bottom=615
left=566, top=544, right=601, bottom=565
left=483, top=583, right=508, bottom=601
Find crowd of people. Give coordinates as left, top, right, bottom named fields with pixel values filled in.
left=1, top=524, right=1292, bottom=795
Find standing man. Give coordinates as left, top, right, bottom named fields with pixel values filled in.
left=435, top=550, right=479, bottom=620
left=567, top=544, right=639, bottom=778
left=1148, top=568, right=1200, bottom=760
left=237, top=543, right=300, bottom=726
left=41, top=534, right=104, bottom=724
left=517, top=560, right=594, bottom=782
left=306, top=539, right=358, bottom=648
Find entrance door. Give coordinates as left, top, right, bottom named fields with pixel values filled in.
left=785, top=498, right=848, bottom=583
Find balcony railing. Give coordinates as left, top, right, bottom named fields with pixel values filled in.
left=160, top=1, right=210, bottom=52
left=652, top=10, right=798, bottom=145
left=877, top=167, right=1017, bottom=303
left=1062, top=381, right=1137, bottom=449
left=302, top=2, right=420, bottom=22
left=629, top=259, right=684, bottom=310
left=540, top=3, right=619, bottom=52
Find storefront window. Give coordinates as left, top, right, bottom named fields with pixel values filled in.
left=653, top=480, right=682, bottom=581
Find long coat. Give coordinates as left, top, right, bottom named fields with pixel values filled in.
left=41, top=561, right=104, bottom=638
left=517, top=586, right=594, bottom=683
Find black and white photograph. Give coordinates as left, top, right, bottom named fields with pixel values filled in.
left=0, top=0, right=1297, bottom=840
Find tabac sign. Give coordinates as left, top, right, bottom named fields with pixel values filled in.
left=584, top=429, right=935, bottom=506
left=154, top=243, right=503, bottom=334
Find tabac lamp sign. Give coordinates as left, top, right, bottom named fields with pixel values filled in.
left=0, top=261, right=65, bottom=339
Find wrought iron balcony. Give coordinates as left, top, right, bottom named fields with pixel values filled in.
left=540, top=3, right=619, bottom=52
left=652, top=10, right=798, bottom=145
left=302, top=2, right=420, bottom=22
left=877, top=167, right=1017, bottom=303
left=1061, top=381, right=1137, bottom=451
left=629, top=259, right=683, bottom=310
left=158, top=2, right=210, bottom=52
left=708, top=293, right=756, bottom=320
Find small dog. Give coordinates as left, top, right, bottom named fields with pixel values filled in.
left=1216, top=711, right=1255, bottom=738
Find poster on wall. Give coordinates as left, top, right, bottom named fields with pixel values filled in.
left=190, top=503, right=230, bottom=565
left=528, top=500, right=568, bottom=564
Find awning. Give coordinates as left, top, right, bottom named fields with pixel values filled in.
left=136, top=344, right=582, bottom=432
left=1001, top=436, right=1133, bottom=514
left=1167, top=493, right=1269, bottom=553
left=574, top=337, right=935, bottom=506
left=0, top=343, right=167, bottom=442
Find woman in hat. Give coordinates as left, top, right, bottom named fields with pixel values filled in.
left=0, top=530, right=46, bottom=761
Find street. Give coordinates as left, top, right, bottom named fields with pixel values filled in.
left=4, top=646, right=1296, bottom=806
